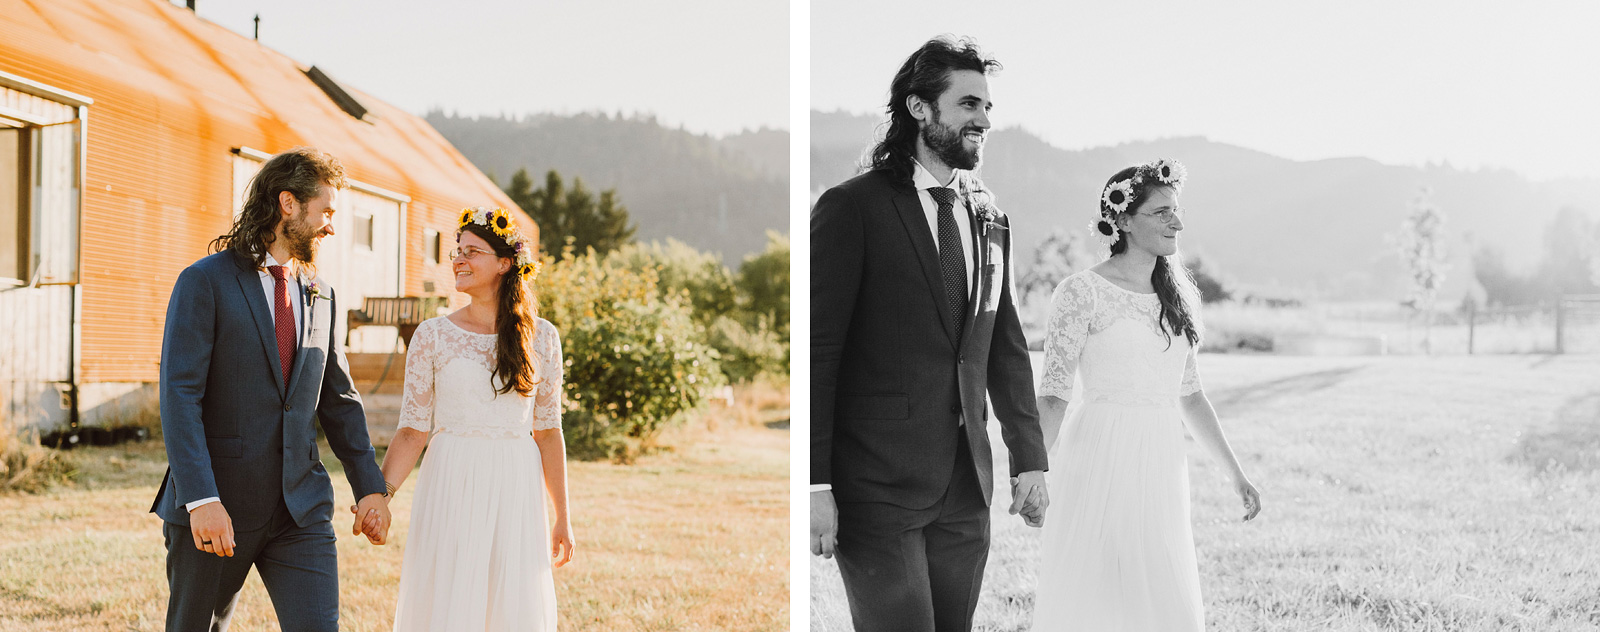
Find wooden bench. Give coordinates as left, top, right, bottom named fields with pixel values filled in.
left=345, top=296, right=443, bottom=348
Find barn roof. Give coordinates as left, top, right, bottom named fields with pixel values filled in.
left=0, top=0, right=515, bottom=213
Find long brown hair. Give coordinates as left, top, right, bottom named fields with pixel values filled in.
left=459, top=223, right=541, bottom=396
left=867, top=35, right=1001, bottom=184
left=1101, top=166, right=1203, bottom=348
left=211, top=147, right=347, bottom=272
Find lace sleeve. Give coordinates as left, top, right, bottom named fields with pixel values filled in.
left=1180, top=343, right=1204, bottom=396
left=1039, top=275, right=1093, bottom=401
left=531, top=321, right=565, bottom=431
left=396, top=320, right=436, bottom=434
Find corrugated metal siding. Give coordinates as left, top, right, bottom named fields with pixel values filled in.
left=0, top=285, right=73, bottom=428
left=1, top=0, right=519, bottom=388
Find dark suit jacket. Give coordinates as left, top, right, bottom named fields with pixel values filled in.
left=151, top=250, right=386, bottom=531
left=812, top=169, right=1047, bottom=510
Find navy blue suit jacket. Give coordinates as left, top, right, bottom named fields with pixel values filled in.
left=151, top=250, right=386, bottom=531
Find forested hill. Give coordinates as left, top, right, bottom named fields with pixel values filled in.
left=429, top=111, right=788, bottom=264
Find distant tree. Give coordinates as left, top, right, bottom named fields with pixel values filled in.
left=505, top=168, right=637, bottom=258
left=1538, top=206, right=1600, bottom=296
left=1021, top=226, right=1098, bottom=306
left=1184, top=253, right=1234, bottom=304
left=1471, top=246, right=1545, bottom=307
left=612, top=239, right=738, bottom=327
left=737, top=231, right=790, bottom=337
left=1396, top=187, right=1449, bottom=354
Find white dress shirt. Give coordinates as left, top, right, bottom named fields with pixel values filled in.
left=187, top=253, right=304, bottom=513
left=813, top=162, right=978, bottom=495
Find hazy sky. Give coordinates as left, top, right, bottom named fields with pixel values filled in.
left=811, top=0, right=1600, bottom=181
left=186, top=0, right=789, bottom=136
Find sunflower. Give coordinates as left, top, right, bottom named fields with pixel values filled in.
left=1090, top=219, right=1121, bottom=247
left=1102, top=179, right=1135, bottom=214
left=1151, top=159, right=1188, bottom=186
left=518, top=260, right=542, bottom=281
left=489, top=208, right=516, bottom=239
left=457, top=207, right=475, bottom=229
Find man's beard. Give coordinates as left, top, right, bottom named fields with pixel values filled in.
left=920, top=104, right=982, bottom=171
left=281, top=210, right=321, bottom=263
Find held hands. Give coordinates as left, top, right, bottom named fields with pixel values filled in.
left=350, top=492, right=392, bottom=545
left=189, top=502, right=236, bottom=557
left=550, top=519, right=576, bottom=568
left=1237, top=478, right=1262, bottom=522
left=1008, top=470, right=1049, bottom=528
left=810, top=490, right=839, bottom=558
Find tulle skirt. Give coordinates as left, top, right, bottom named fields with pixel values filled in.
left=394, top=433, right=556, bottom=631
left=1032, top=401, right=1204, bottom=631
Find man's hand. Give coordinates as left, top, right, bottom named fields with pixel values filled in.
left=189, top=502, right=236, bottom=557
left=350, top=493, right=391, bottom=545
left=810, top=490, right=839, bottom=558
left=1008, top=470, right=1049, bottom=528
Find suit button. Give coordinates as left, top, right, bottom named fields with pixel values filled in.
left=950, top=405, right=962, bottom=414
left=959, top=354, right=965, bottom=363
left=284, top=404, right=291, bottom=411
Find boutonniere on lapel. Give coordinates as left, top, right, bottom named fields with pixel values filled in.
left=957, top=172, right=1005, bottom=233
left=302, top=277, right=329, bottom=302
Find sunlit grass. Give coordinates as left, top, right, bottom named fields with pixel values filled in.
left=811, top=354, right=1600, bottom=631
left=0, top=391, right=789, bottom=631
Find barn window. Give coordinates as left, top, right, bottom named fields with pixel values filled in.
left=423, top=228, right=441, bottom=264
left=0, top=72, right=87, bottom=287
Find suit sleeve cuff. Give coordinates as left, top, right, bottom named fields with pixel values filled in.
left=809, top=484, right=832, bottom=493
left=185, top=497, right=220, bottom=512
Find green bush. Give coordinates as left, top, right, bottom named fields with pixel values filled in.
left=536, top=245, right=725, bottom=460
left=706, top=316, right=787, bottom=384
left=612, top=239, right=738, bottom=327
left=736, top=231, right=790, bottom=337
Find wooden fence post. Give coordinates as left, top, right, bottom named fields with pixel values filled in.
left=1554, top=296, right=1565, bottom=355
left=1466, top=300, right=1476, bottom=355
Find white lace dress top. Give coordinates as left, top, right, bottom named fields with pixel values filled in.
left=397, top=316, right=564, bottom=439
left=1039, top=270, right=1203, bottom=407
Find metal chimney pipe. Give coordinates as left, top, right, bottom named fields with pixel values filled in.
left=254, top=14, right=260, bottom=40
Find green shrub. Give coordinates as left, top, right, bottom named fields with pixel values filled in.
left=536, top=246, right=725, bottom=460
left=612, top=239, right=738, bottom=327
left=706, top=316, right=787, bottom=384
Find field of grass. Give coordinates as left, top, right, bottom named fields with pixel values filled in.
left=811, top=353, right=1600, bottom=631
left=0, top=386, right=790, bottom=631
left=1201, top=301, right=1600, bottom=356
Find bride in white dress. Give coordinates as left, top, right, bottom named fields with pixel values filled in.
left=378, top=207, right=573, bottom=631
left=1031, top=160, right=1259, bottom=631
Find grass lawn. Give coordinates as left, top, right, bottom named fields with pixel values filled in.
left=811, top=354, right=1600, bottom=631
left=0, top=400, right=789, bottom=631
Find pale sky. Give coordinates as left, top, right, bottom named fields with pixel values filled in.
left=811, top=0, right=1600, bottom=181
left=185, top=0, right=790, bottom=136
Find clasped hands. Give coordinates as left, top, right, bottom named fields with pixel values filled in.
left=1009, top=470, right=1049, bottom=528
left=187, top=491, right=391, bottom=557
left=350, top=492, right=393, bottom=545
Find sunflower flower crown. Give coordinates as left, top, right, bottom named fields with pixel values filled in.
left=457, top=206, right=541, bottom=281
left=1092, top=158, right=1188, bottom=247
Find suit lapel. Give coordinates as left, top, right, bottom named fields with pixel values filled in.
left=891, top=189, right=961, bottom=347
left=286, top=276, right=316, bottom=398
left=235, top=265, right=287, bottom=400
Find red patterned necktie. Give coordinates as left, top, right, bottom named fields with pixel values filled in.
left=267, top=265, right=295, bottom=386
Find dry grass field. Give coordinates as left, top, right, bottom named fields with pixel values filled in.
left=811, top=354, right=1600, bottom=631
left=0, top=384, right=789, bottom=631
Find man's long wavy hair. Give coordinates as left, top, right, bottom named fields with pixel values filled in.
left=866, top=36, right=1001, bottom=184
left=1102, top=165, right=1203, bottom=349
left=459, top=224, right=542, bottom=397
left=210, top=147, right=347, bottom=273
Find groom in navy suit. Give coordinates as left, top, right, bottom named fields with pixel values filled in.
left=152, top=147, right=391, bottom=631
left=811, top=37, right=1050, bottom=631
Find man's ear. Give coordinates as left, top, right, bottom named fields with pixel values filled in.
left=907, top=94, right=930, bottom=124
left=277, top=190, right=298, bottom=218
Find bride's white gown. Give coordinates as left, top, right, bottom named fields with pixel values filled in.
left=1033, top=270, right=1206, bottom=631
left=392, top=316, right=564, bottom=631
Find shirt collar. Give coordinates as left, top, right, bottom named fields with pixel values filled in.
left=259, top=253, right=294, bottom=280
left=912, top=159, right=960, bottom=192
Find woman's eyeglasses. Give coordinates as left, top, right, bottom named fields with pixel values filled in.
left=1139, top=207, right=1186, bottom=224
left=448, top=246, right=493, bottom=261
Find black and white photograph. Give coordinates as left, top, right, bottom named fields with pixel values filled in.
left=809, top=1, right=1600, bottom=630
